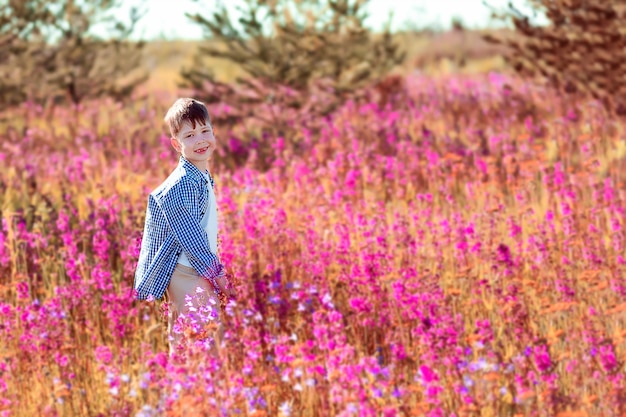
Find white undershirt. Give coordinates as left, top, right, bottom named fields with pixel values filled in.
left=177, top=171, right=218, bottom=266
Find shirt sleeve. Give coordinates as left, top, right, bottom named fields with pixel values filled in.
left=157, top=178, right=224, bottom=294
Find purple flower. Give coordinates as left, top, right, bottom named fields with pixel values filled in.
left=533, top=345, right=552, bottom=373
left=419, top=365, right=438, bottom=383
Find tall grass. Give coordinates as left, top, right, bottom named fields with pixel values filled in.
left=1, top=73, right=626, bottom=416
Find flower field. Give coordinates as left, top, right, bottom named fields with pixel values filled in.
left=1, top=73, right=626, bottom=416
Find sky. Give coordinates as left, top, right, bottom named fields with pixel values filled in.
left=110, top=0, right=544, bottom=41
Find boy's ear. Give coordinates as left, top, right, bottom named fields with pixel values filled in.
left=170, top=137, right=181, bottom=152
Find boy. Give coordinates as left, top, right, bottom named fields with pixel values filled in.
left=134, top=98, right=236, bottom=356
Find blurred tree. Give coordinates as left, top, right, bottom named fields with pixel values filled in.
left=483, top=0, right=626, bottom=116
left=0, top=0, right=147, bottom=107
left=180, top=0, right=406, bottom=133
left=0, top=0, right=51, bottom=105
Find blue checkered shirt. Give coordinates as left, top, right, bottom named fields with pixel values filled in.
left=133, top=156, right=224, bottom=300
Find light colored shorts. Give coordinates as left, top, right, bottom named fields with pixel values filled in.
left=165, top=263, right=223, bottom=354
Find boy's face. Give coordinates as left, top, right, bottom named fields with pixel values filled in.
left=170, top=119, right=216, bottom=166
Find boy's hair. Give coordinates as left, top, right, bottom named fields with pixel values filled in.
left=164, top=98, right=211, bottom=138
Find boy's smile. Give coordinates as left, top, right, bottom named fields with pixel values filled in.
left=195, top=146, right=209, bottom=154
left=171, top=119, right=216, bottom=171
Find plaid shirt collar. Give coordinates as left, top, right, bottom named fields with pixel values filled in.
left=179, top=155, right=209, bottom=185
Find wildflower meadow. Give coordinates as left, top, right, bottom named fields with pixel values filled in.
left=1, top=72, right=626, bottom=417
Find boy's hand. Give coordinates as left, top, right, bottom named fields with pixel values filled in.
left=215, top=274, right=236, bottom=300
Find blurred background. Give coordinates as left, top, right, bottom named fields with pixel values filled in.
left=0, top=0, right=546, bottom=104
left=120, top=0, right=542, bottom=92
left=1, top=0, right=623, bottom=122
left=117, top=0, right=540, bottom=39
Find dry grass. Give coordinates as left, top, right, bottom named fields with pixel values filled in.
left=140, top=29, right=513, bottom=94
left=2, top=74, right=626, bottom=415
left=141, top=40, right=248, bottom=92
